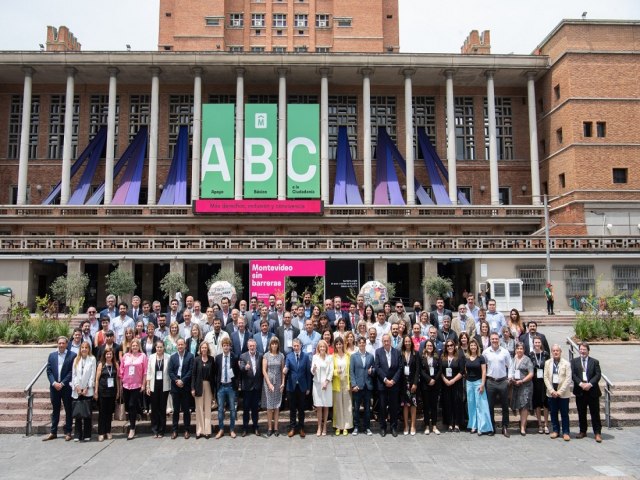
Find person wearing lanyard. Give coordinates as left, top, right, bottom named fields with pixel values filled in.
left=571, top=341, right=603, bottom=442
left=119, top=338, right=148, bottom=440
left=191, top=340, right=216, bottom=439
left=71, top=341, right=96, bottom=442
left=214, top=337, right=239, bottom=439
left=440, top=340, right=464, bottom=433
left=482, top=332, right=511, bottom=437
left=350, top=336, right=374, bottom=436
left=146, top=340, right=171, bottom=438
left=419, top=339, right=441, bottom=435
left=544, top=344, right=572, bottom=441
left=94, top=346, right=119, bottom=441
left=508, top=342, right=534, bottom=436
left=276, top=312, right=299, bottom=356
left=168, top=338, right=194, bottom=439
left=529, top=336, right=550, bottom=434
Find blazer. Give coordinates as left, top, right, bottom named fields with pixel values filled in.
left=326, top=309, right=351, bottom=330
left=252, top=317, right=278, bottom=335
left=238, top=351, right=264, bottom=391
left=400, top=351, right=420, bottom=393
left=166, top=310, right=184, bottom=325
left=168, top=351, right=194, bottom=393
left=349, top=350, right=375, bottom=391
left=253, top=331, right=274, bottom=355
left=571, top=356, right=602, bottom=398
left=332, top=353, right=351, bottom=392
left=519, top=332, right=551, bottom=355
left=191, top=356, right=216, bottom=397
left=214, top=352, right=240, bottom=390
left=419, top=354, right=441, bottom=390
left=146, top=353, right=171, bottom=393
left=71, top=356, right=96, bottom=399
left=544, top=357, right=572, bottom=399
left=374, top=347, right=402, bottom=390
left=429, top=309, right=453, bottom=328
left=284, top=350, right=312, bottom=392
left=436, top=329, right=459, bottom=345
left=231, top=330, right=250, bottom=358
left=276, top=325, right=300, bottom=353
left=46, top=350, right=77, bottom=390
left=451, top=316, right=477, bottom=337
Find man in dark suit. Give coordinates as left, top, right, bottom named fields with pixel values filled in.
left=214, top=296, right=233, bottom=328
left=350, top=336, right=375, bottom=435
left=43, top=336, right=77, bottom=441
left=374, top=333, right=402, bottom=436
left=276, top=312, right=300, bottom=356
left=168, top=338, right=194, bottom=439
left=409, top=300, right=422, bottom=325
left=238, top=339, right=263, bottom=436
left=127, top=295, right=142, bottom=322
left=214, top=337, right=240, bottom=438
left=571, top=341, right=603, bottom=442
left=167, top=298, right=184, bottom=325
left=253, top=305, right=278, bottom=335
left=429, top=297, right=453, bottom=329
left=230, top=317, right=250, bottom=358
left=520, top=321, right=551, bottom=355
left=326, top=296, right=352, bottom=330
left=284, top=338, right=312, bottom=437
left=254, top=318, right=275, bottom=355
left=139, top=300, right=157, bottom=328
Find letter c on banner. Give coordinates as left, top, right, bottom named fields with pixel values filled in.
left=287, top=137, right=317, bottom=183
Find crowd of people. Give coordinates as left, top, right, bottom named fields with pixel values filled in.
left=42, top=292, right=603, bottom=443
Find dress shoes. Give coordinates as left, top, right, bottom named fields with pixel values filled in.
left=171, top=432, right=178, bottom=440
left=380, top=429, right=387, bottom=437
left=391, top=429, right=398, bottom=437
left=215, top=430, right=224, bottom=439
left=288, top=429, right=296, bottom=438
left=64, top=434, right=73, bottom=441
left=42, top=433, right=57, bottom=442
left=550, top=432, right=559, bottom=439
left=595, top=434, right=602, bottom=443
left=502, top=427, right=510, bottom=438
left=230, top=430, right=236, bottom=438
left=255, top=429, right=260, bottom=437
left=576, top=432, right=587, bottom=439
left=299, top=429, right=306, bottom=438
left=241, top=431, right=247, bottom=438
left=563, top=434, right=571, bottom=441
left=184, top=431, right=190, bottom=439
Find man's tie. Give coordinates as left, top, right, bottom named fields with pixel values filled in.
left=296, top=353, right=300, bottom=365
left=583, top=358, right=588, bottom=374
left=224, top=355, right=228, bottom=383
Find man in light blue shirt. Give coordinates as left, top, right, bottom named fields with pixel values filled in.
left=297, top=319, right=320, bottom=356
left=485, top=300, right=506, bottom=336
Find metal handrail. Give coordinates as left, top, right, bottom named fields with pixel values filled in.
left=566, top=337, right=614, bottom=429
left=23, top=362, right=47, bottom=436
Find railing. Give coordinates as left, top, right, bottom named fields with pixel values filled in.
left=24, top=362, right=48, bottom=436
left=566, top=337, right=613, bottom=429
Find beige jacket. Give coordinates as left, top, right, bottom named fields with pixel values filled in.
left=451, top=316, right=477, bottom=337
left=544, top=357, right=572, bottom=398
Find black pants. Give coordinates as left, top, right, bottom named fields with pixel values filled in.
left=50, top=387, right=73, bottom=435
left=123, top=388, right=142, bottom=429
left=421, top=385, right=439, bottom=426
left=547, top=298, right=554, bottom=314
left=151, top=390, right=170, bottom=434
left=242, top=389, right=260, bottom=430
left=97, top=395, right=116, bottom=435
left=486, top=378, right=509, bottom=430
left=378, top=385, right=399, bottom=430
left=441, top=381, right=464, bottom=427
left=73, top=396, right=93, bottom=440
left=172, top=388, right=192, bottom=432
left=576, top=394, right=602, bottom=434
left=288, top=387, right=306, bottom=430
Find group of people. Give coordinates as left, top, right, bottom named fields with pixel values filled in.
left=42, top=292, right=603, bottom=443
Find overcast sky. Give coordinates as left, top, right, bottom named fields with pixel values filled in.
left=0, top=0, right=637, bottom=54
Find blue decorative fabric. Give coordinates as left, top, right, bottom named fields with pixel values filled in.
left=332, top=126, right=363, bottom=205
left=158, top=125, right=188, bottom=205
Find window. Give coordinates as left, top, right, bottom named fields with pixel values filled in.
left=583, top=121, right=593, bottom=137
left=229, top=13, right=243, bottom=27
left=293, top=46, right=308, bottom=53
left=294, top=14, right=308, bottom=27
left=453, top=96, right=475, bottom=160
left=48, top=94, right=79, bottom=159
left=336, top=17, right=352, bottom=27
left=251, top=14, right=265, bottom=27
left=412, top=96, right=436, bottom=160
left=564, top=265, right=595, bottom=297
left=10, top=186, right=30, bottom=205
left=316, top=14, right=330, bottom=28
left=328, top=95, right=358, bottom=159
left=556, top=127, right=563, bottom=144
left=315, top=47, right=329, bottom=53
left=554, top=84, right=560, bottom=100
left=457, top=187, right=471, bottom=203
left=248, top=95, right=278, bottom=104
left=498, top=187, right=511, bottom=205
left=205, top=17, right=221, bottom=26
left=518, top=265, right=546, bottom=297
left=7, top=94, right=39, bottom=159
left=229, top=46, right=243, bottom=52
left=559, top=173, right=565, bottom=188
left=613, top=265, right=640, bottom=294
left=272, top=46, right=286, bottom=53
left=168, top=95, right=193, bottom=158
left=254, top=29, right=261, bottom=35
left=370, top=96, right=397, bottom=158
left=89, top=94, right=119, bottom=151
left=612, top=168, right=628, bottom=184
left=273, top=14, right=287, bottom=28
left=289, top=95, right=319, bottom=104
left=208, top=94, right=236, bottom=104
left=597, top=121, right=606, bottom=138
left=539, top=139, right=546, bottom=155
left=251, top=46, right=265, bottom=52
left=484, top=97, right=513, bottom=160
left=129, top=95, right=150, bottom=142
left=538, top=98, right=544, bottom=113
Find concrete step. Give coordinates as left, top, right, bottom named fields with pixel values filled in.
left=5, top=389, right=49, bottom=399
left=0, top=398, right=51, bottom=410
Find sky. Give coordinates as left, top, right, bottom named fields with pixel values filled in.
left=0, top=0, right=638, bottom=54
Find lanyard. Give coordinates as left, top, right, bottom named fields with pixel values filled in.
left=534, top=352, right=542, bottom=368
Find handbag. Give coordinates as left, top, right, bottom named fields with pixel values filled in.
left=114, top=399, right=126, bottom=421
left=72, top=398, right=92, bottom=419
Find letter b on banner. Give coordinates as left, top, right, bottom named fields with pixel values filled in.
left=244, top=104, right=277, bottom=198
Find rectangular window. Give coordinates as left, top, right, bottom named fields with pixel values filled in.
left=328, top=95, right=358, bottom=160
left=288, top=95, right=319, bottom=104
left=498, top=187, right=511, bottom=205
left=129, top=94, right=150, bottom=142
left=484, top=97, right=513, bottom=160
left=370, top=96, right=397, bottom=158
left=251, top=13, right=265, bottom=27
left=453, top=96, right=475, bottom=160
left=168, top=95, right=193, bottom=158
left=316, top=14, right=330, bottom=28
left=583, top=121, right=593, bottom=137
left=556, top=127, right=563, bottom=144
left=208, top=94, right=236, bottom=104
left=612, top=168, right=628, bottom=184
left=315, top=47, right=329, bottom=53
left=293, top=46, right=308, bottom=53
left=8, top=94, right=39, bottom=159
left=596, top=121, right=606, bottom=137
left=272, top=46, right=286, bottom=53
left=294, top=14, right=308, bottom=27
left=613, top=265, right=640, bottom=294
left=412, top=96, right=436, bottom=160
left=205, top=17, right=221, bottom=26
left=273, top=14, right=287, bottom=28
left=539, top=139, right=546, bottom=155
left=559, top=173, right=565, bottom=188
left=247, top=95, right=278, bottom=104
left=251, top=46, right=265, bottom=52
left=517, top=265, right=546, bottom=297
left=336, top=17, right=352, bottom=27
left=554, top=84, right=560, bottom=100
left=564, top=265, right=595, bottom=297
left=229, top=13, right=244, bottom=27
left=89, top=95, right=119, bottom=152
left=48, top=94, right=79, bottom=159
left=229, top=46, right=243, bottom=52
left=457, top=187, right=471, bottom=203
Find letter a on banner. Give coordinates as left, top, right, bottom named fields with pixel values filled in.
left=287, top=104, right=320, bottom=198
left=244, top=104, right=277, bottom=198
left=200, top=104, right=235, bottom=198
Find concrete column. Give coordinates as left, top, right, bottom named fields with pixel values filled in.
left=104, top=68, right=118, bottom=205
left=220, top=259, right=235, bottom=273
left=362, top=69, right=373, bottom=205
left=191, top=68, right=203, bottom=202
left=169, top=258, right=184, bottom=276
left=234, top=68, right=245, bottom=200
left=118, top=259, right=134, bottom=305
left=16, top=67, right=34, bottom=205
left=404, top=69, right=416, bottom=205
left=423, top=259, right=438, bottom=308
left=147, top=68, right=160, bottom=205
left=320, top=68, right=330, bottom=204
left=373, top=259, right=387, bottom=284
left=277, top=68, right=288, bottom=200
left=60, top=68, right=76, bottom=205
left=66, top=259, right=85, bottom=275
left=486, top=70, right=499, bottom=206
left=527, top=72, right=541, bottom=206
left=445, top=70, right=457, bottom=204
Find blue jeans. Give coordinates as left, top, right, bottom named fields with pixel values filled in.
left=548, top=396, right=570, bottom=434
left=466, top=379, right=493, bottom=433
left=217, top=384, right=236, bottom=431
left=352, top=388, right=372, bottom=431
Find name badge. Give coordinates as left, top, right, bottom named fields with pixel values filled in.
left=107, top=377, right=114, bottom=388
left=286, top=338, right=292, bottom=348
left=445, top=367, right=453, bottom=378
left=514, top=370, right=521, bottom=380
left=156, top=370, right=163, bottom=381
left=536, top=369, right=543, bottom=379
left=306, top=344, right=313, bottom=353
left=429, top=367, right=435, bottom=376
left=582, top=372, right=588, bottom=382
left=128, top=365, right=136, bottom=376
left=552, top=373, right=559, bottom=384
left=404, top=365, right=410, bottom=376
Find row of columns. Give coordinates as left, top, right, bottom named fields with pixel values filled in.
left=15, top=66, right=541, bottom=207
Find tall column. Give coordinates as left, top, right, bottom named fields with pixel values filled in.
left=486, top=70, right=499, bottom=206
left=60, top=68, right=76, bottom=205
left=423, top=259, right=438, bottom=308
left=373, top=259, right=387, bottom=284
left=104, top=68, right=118, bottom=205
left=527, top=72, right=541, bottom=206
left=277, top=68, right=287, bottom=200
left=320, top=68, right=330, bottom=204
left=404, top=69, right=416, bottom=205
left=191, top=68, right=203, bottom=202
left=445, top=70, right=457, bottom=204
left=234, top=68, right=245, bottom=200
left=362, top=69, right=372, bottom=205
left=147, top=68, right=160, bottom=205
left=16, top=67, right=34, bottom=205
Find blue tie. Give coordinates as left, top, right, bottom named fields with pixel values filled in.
left=224, top=356, right=228, bottom=383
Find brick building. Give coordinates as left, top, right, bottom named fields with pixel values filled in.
left=0, top=13, right=638, bottom=312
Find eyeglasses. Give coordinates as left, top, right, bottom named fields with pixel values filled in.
left=446, top=344, right=455, bottom=348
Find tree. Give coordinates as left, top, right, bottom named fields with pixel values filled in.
left=159, top=272, right=189, bottom=300
left=49, top=272, right=89, bottom=313
left=422, top=275, right=453, bottom=306
left=105, top=267, right=136, bottom=302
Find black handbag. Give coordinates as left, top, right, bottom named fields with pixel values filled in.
left=72, top=398, right=92, bottom=419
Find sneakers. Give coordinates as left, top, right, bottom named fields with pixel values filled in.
left=550, top=432, right=559, bottom=439
left=432, top=426, right=441, bottom=435
left=365, top=429, right=373, bottom=436
left=352, top=428, right=358, bottom=436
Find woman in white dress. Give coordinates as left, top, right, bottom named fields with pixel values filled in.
left=311, top=339, right=333, bottom=436
left=332, top=337, right=353, bottom=435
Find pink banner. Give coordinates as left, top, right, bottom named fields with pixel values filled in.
left=194, top=199, right=323, bottom=215
left=250, top=260, right=326, bottom=302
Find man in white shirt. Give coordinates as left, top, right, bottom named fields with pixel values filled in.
left=466, top=294, right=480, bottom=321
left=374, top=311, right=391, bottom=339
left=180, top=309, right=194, bottom=340
left=204, top=318, right=230, bottom=357
left=483, top=332, right=512, bottom=437
left=191, top=300, right=206, bottom=326
left=365, top=328, right=381, bottom=355
left=111, top=302, right=134, bottom=344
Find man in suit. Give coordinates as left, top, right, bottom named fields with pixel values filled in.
left=239, top=339, right=263, bottom=436
left=284, top=338, right=312, bottom=437
left=139, top=300, right=157, bottom=328
left=408, top=300, right=422, bottom=325
left=43, top=336, right=76, bottom=441
left=302, top=291, right=315, bottom=319
left=269, top=299, right=286, bottom=329
left=230, top=317, right=250, bottom=358
left=276, top=312, right=299, bottom=356
left=167, top=298, right=184, bottom=325
left=254, top=318, right=275, bottom=355
left=429, top=297, right=452, bottom=329
left=571, top=342, right=603, bottom=442
left=520, top=321, right=551, bottom=355
left=374, top=333, right=402, bottom=437
left=437, top=315, right=459, bottom=345
left=253, top=305, right=278, bottom=335
left=215, top=296, right=233, bottom=328
left=224, top=308, right=240, bottom=336
left=99, top=294, right=117, bottom=320
left=214, top=337, right=240, bottom=438
left=326, top=296, right=351, bottom=330
left=350, top=336, right=375, bottom=436
left=168, top=338, right=194, bottom=439
left=127, top=295, right=142, bottom=322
